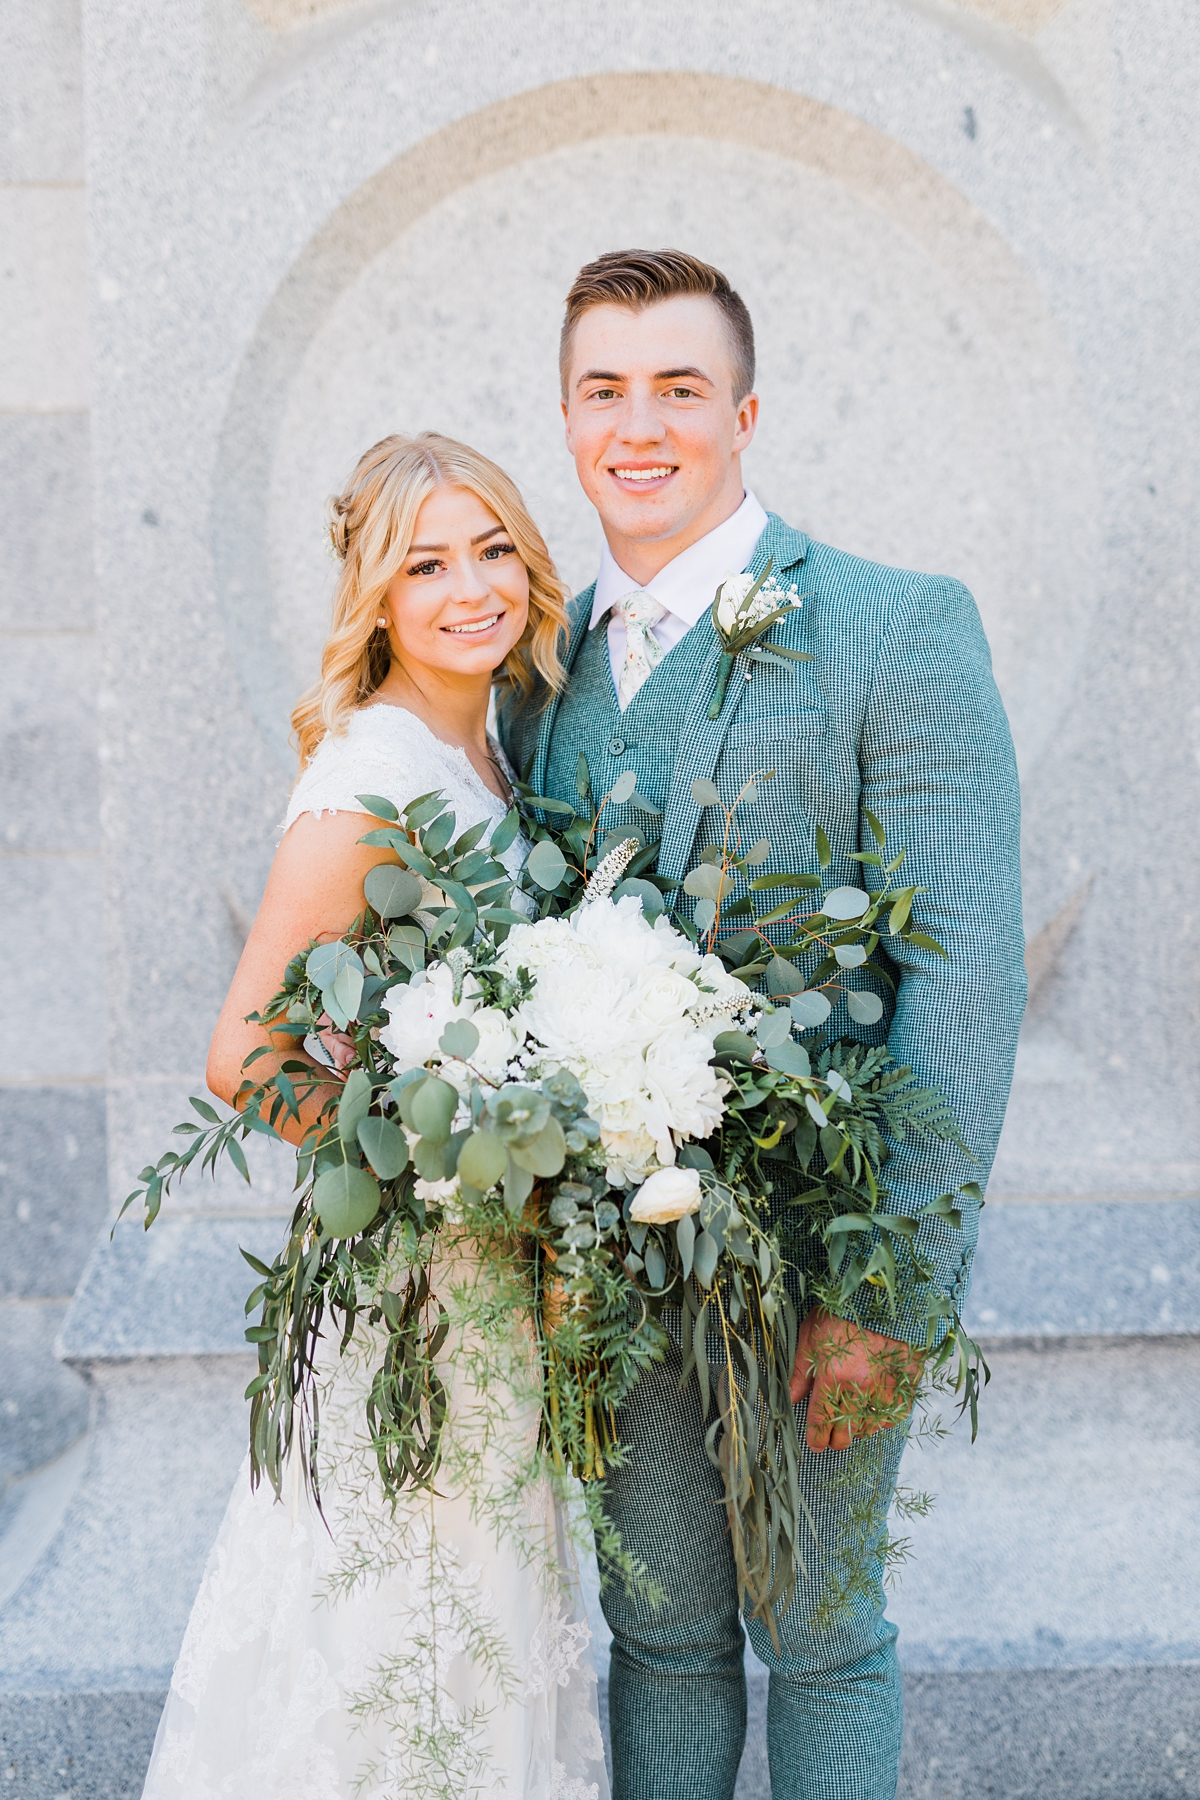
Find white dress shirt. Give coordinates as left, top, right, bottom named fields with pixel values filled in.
left=589, top=490, right=770, bottom=691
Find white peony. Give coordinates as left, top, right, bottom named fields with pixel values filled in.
left=497, top=895, right=738, bottom=1186
left=629, top=1165, right=702, bottom=1224
left=379, top=963, right=481, bottom=1069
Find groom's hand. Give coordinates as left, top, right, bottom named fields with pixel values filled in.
left=790, top=1306, right=925, bottom=1453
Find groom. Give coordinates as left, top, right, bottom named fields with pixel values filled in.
left=500, top=249, right=1025, bottom=1800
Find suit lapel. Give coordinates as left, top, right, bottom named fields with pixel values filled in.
left=529, top=584, right=597, bottom=796
left=656, top=515, right=810, bottom=884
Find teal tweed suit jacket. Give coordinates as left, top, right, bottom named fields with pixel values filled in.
left=500, top=513, right=1026, bottom=1344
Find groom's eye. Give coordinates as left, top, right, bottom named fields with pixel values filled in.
left=667, top=386, right=697, bottom=398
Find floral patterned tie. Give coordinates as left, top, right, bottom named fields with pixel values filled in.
left=616, top=590, right=667, bottom=710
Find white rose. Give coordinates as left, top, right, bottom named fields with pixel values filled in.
left=379, top=963, right=480, bottom=1069
left=629, top=1165, right=703, bottom=1224
left=715, top=571, right=756, bottom=634
left=628, top=966, right=699, bottom=1031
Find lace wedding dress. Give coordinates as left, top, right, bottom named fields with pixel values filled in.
left=142, top=704, right=609, bottom=1800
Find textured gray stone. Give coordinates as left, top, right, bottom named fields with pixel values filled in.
left=0, top=1357, right=248, bottom=1692
left=0, top=858, right=104, bottom=1080
left=0, top=635, right=99, bottom=850
left=60, top=1215, right=293, bottom=1361
left=0, top=1691, right=163, bottom=1800
left=964, top=1197, right=1200, bottom=1339
left=0, top=1302, right=89, bottom=1487
left=0, top=1086, right=108, bottom=1298
left=889, top=1338, right=1200, bottom=1671
left=0, top=0, right=85, bottom=184
left=0, top=414, right=94, bottom=633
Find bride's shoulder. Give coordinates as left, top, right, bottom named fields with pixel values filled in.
left=283, top=704, right=438, bottom=830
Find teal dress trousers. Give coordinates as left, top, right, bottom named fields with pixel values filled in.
left=499, top=513, right=1026, bottom=1800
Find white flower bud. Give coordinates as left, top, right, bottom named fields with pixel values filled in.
left=629, top=1165, right=702, bottom=1224
left=715, top=572, right=756, bottom=635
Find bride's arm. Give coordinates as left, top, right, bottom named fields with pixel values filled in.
left=206, top=811, right=400, bottom=1146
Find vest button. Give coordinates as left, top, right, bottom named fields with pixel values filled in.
left=607, top=737, right=626, bottom=756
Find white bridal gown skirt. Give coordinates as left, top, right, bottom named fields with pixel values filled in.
left=141, top=1253, right=609, bottom=1800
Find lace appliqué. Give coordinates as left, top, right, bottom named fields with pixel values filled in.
left=520, top=1601, right=593, bottom=1701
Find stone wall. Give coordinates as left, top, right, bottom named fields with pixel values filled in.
left=0, top=0, right=102, bottom=1562
left=2, top=2, right=1199, bottom=1795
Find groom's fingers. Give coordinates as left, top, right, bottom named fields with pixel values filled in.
left=789, top=1346, right=815, bottom=1405
left=804, top=1373, right=833, bottom=1451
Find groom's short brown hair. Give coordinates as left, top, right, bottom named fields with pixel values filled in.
left=560, top=249, right=756, bottom=402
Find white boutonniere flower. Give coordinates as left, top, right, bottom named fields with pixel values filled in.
left=707, top=558, right=812, bottom=718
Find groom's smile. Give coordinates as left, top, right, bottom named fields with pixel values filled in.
left=562, top=292, right=758, bottom=584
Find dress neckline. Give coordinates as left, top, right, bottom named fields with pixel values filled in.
left=357, top=701, right=511, bottom=809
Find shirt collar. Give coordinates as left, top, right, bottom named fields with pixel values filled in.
left=589, top=490, right=770, bottom=631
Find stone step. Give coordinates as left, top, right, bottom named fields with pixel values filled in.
left=1, top=1196, right=1196, bottom=1797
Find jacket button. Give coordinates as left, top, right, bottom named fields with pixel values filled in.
left=608, top=737, right=626, bottom=755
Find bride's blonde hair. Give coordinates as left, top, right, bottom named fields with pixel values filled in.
left=291, top=432, right=570, bottom=766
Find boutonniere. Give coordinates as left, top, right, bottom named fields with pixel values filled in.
left=707, top=559, right=813, bottom=718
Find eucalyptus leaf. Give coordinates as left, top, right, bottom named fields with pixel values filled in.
left=503, top=1155, right=535, bottom=1215
left=683, top=863, right=723, bottom=900
left=609, top=769, right=638, bottom=803
left=354, top=793, right=399, bottom=822
left=693, top=897, right=717, bottom=932
left=305, top=940, right=361, bottom=992
left=364, top=865, right=424, bottom=920
left=756, top=1010, right=792, bottom=1049
left=691, top=778, right=722, bottom=807
left=765, top=954, right=806, bottom=996
left=490, top=807, right=520, bottom=854
left=508, top=1115, right=566, bottom=1177
left=693, top=1228, right=719, bottom=1287
left=805, top=1093, right=829, bottom=1128
left=313, top=1163, right=380, bottom=1238
left=790, top=991, right=832, bottom=1029
left=835, top=944, right=868, bottom=968
left=744, top=838, right=771, bottom=866
left=526, top=838, right=568, bottom=891
left=766, top=1040, right=811, bottom=1079
left=457, top=1127, right=508, bottom=1191
left=337, top=1068, right=373, bottom=1144
left=846, top=990, right=884, bottom=1024
left=677, top=1210, right=696, bottom=1281
left=356, top=1115, right=409, bottom=1179
left=644, top=1239, right=668, bottom=1288
left=822, top=886, right=870, bottom=920
left=439, top=1018, right=480, bottom=1061
left=409, top=1076, right=459, bottom=1145
left=327, top=959, right=364, bottom=1029
left=612, top=877, right=665, bottom=918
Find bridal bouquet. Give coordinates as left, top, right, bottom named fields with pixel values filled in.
left=122, top=763, right=980, bottom=1634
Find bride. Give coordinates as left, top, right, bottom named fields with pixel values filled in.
left=141, top=434, right=609, bottom=1800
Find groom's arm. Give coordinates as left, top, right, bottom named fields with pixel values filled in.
left=848, top=571, right=1027, bottom=1348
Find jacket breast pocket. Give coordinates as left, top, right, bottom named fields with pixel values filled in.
left=722, top=709, right=827, bottom=746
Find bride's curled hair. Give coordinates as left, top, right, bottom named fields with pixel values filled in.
left=291, top=432, right=569, bottom=766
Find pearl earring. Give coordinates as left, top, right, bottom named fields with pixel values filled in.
left=377, top=617, right=388, bottom=629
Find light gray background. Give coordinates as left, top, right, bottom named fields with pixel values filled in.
left=2, top=1, right=1199, bottom=1796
